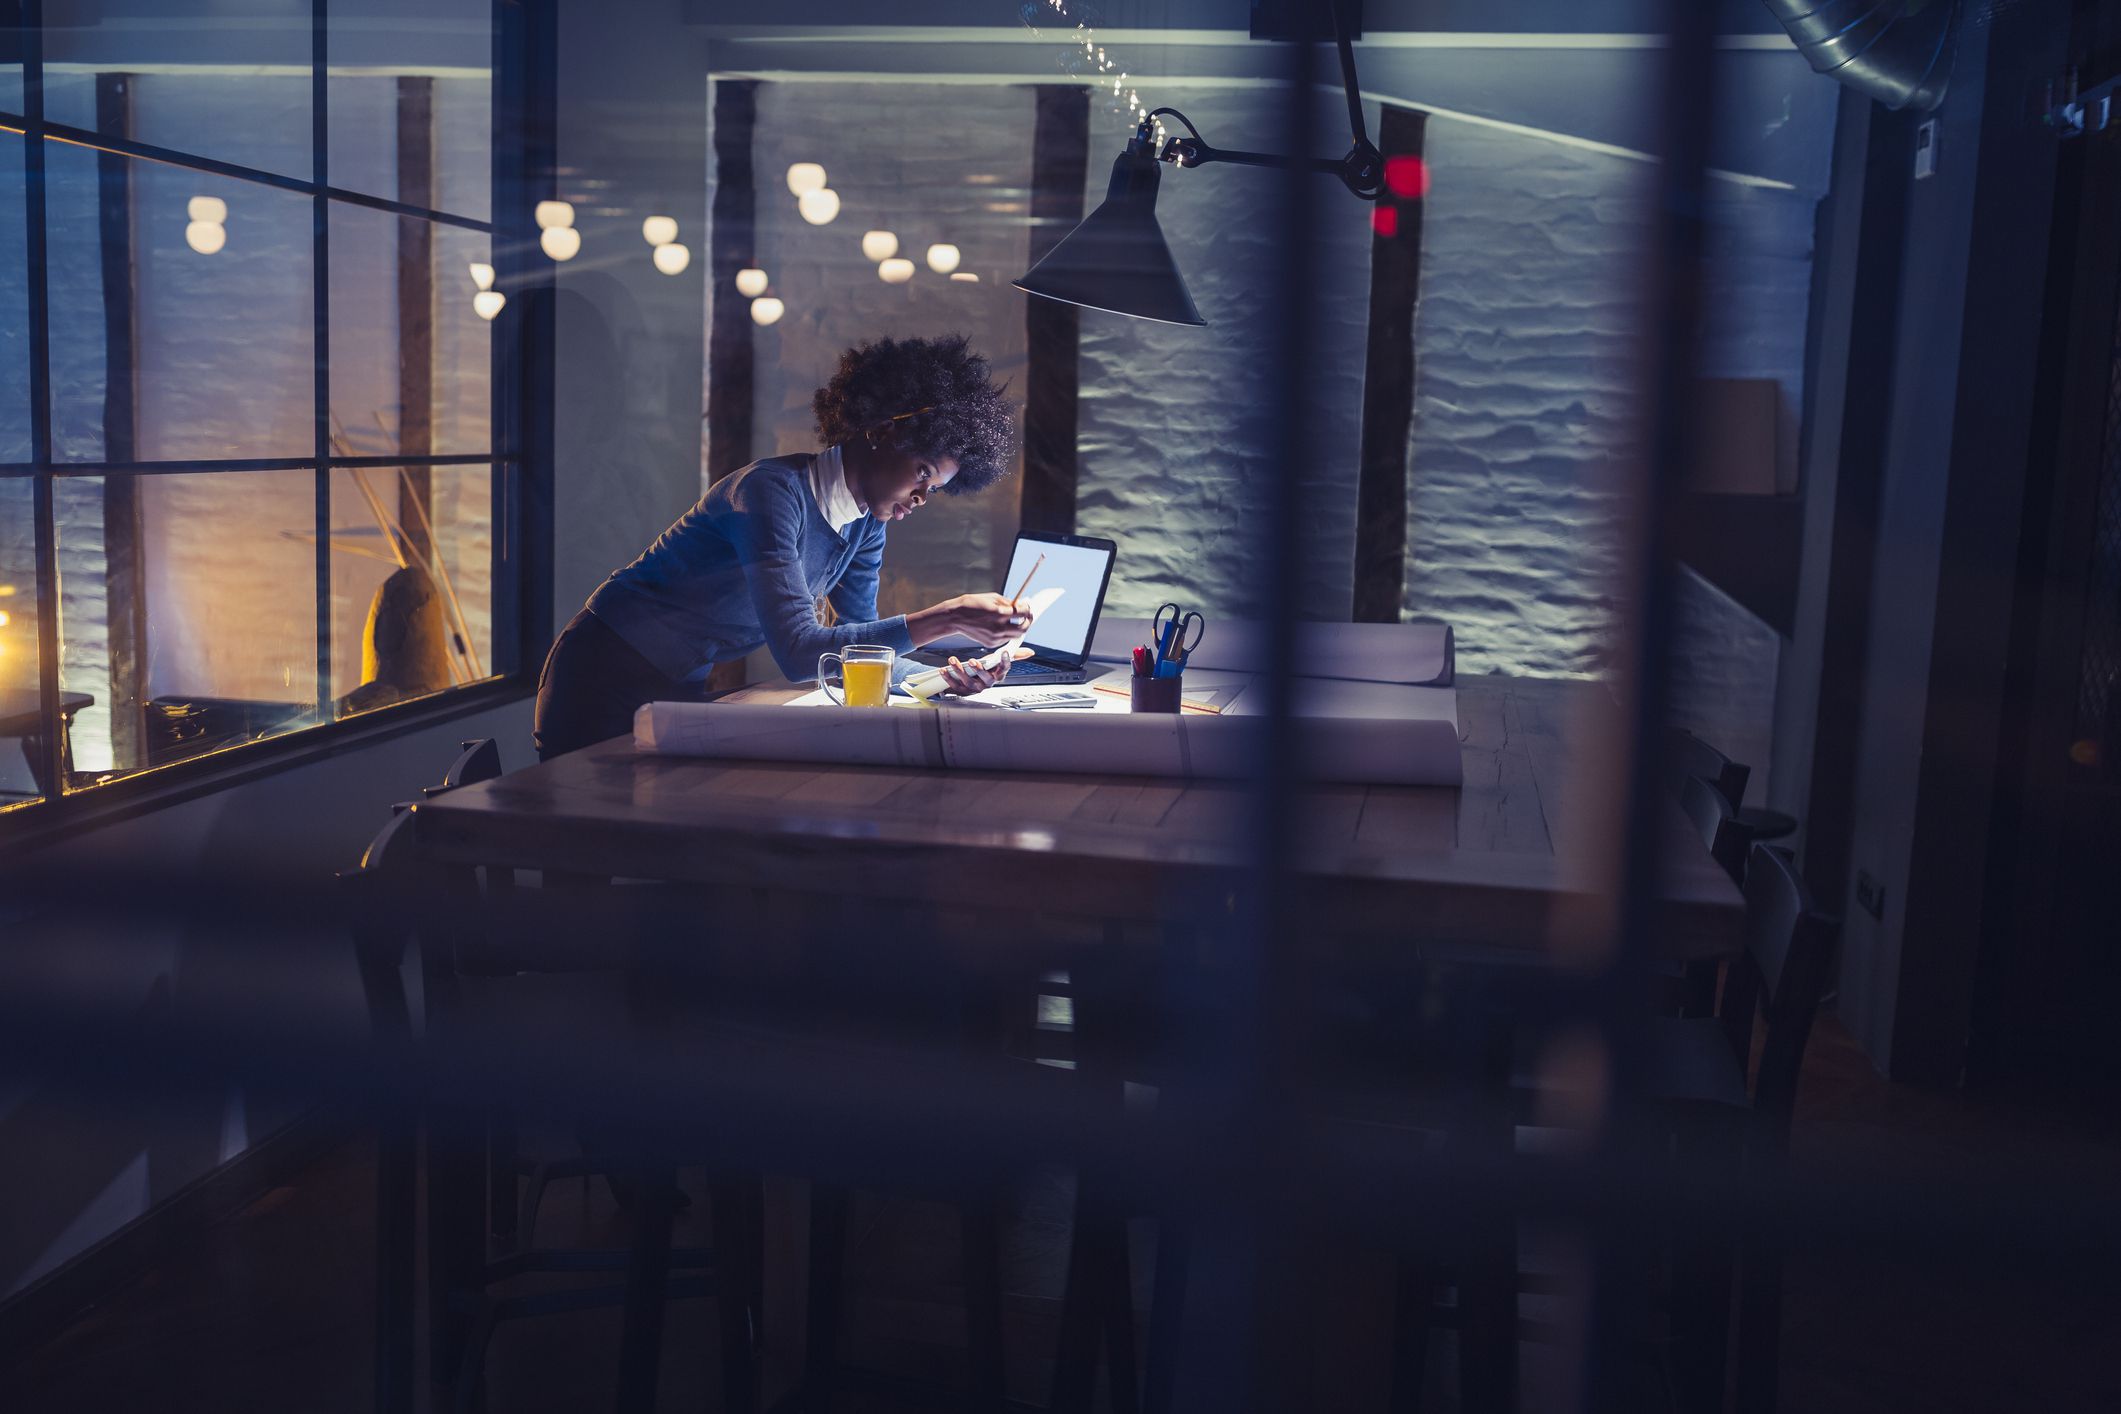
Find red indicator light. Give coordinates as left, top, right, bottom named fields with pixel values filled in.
left=1371, top=204, right=1399, bottom=238
left=1384, top=155, right=1429, bottom=199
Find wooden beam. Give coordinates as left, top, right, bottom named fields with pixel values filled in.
left=94, top=72, right=145, bottom=771
left=1351, top=106, right=1426, bottom=624
left=1019, top=85, right=1089, bottom=537
left=396, top=76, right=436, bottom=563
left=706, top=79, right=758, bottom=484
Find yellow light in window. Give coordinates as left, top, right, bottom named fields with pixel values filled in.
left=0, top=584, right=15, bottom=596
left=0, top=609, right=10, bottom=627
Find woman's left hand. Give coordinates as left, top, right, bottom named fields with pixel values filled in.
left=940, top=647, right=1035, bottom=696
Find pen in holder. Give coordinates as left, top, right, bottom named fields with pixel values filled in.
left=1130, top=672, right=1184, bottom=714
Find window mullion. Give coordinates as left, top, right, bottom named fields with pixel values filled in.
left=24, top=1, right=64, bottom=801
left=311, top=0, right=333, bottom=723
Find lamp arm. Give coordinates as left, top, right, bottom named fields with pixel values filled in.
left=1136, top=0, right=1383, bottom=200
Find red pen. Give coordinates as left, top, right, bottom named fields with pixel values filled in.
left=1132, top=645, right=1152, bottom=677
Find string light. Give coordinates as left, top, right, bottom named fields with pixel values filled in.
left=735, top=267, right=768, bottom=297
left=878, top=258, right=915, bottom=285
left=534, top=200, right=574, bottom=230
left=653, top=243, right=692, bottom=275
left=797, top=188, right=841, bottom=225
left=861, top=230, right=899, bottom=262
left=750, top=296, right=785, bottom=326
left=187, top=196, right=227, bottom=224
left=473, top=290, right=506, bottom=320
left=785, top=163, right=826, bottom=196
left=642, top=215, right=678, bottom=246
left=539, top=225, right=580, bottom=261
left=468, top=262, right=495, bottom=291
left=925, top=243, right=961, bottom=275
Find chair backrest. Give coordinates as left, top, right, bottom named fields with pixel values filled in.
left=424, top=737, right=503, bottom=797
left=1664, top=727, right=1750, bottom=813
left=341, top=809, right=422, bottom=1039
left=1679, top=772, right=1749, bottom=884
left=1716, top=844, right=1837, bottom=1149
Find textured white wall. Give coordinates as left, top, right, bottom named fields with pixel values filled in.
left=1075, top=86, right=1372, bottom=624
left=1408, top=117, right=1818, bottom=799
left=740, top=81, right=1031, bottom=616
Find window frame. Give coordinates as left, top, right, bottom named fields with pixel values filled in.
left=0, top=0, right=556, bottom=843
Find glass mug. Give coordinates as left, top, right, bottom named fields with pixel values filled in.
left=819, top=644, right=895, bottom=708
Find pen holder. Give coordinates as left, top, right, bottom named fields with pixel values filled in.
left=1130, top=672, right=1184, bottom=714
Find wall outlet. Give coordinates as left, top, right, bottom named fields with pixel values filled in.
left=1856, top=869, right=1887, bottom=922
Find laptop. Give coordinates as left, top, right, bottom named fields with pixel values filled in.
left=909, top=531, right=1118, bottom=686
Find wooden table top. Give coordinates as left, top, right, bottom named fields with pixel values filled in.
left=411, top=675, right=1742, bottom=961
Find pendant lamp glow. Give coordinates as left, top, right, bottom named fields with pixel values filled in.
left=861, top=230, right=899, bottom=262
left=734, top=267, right=768, bottom=297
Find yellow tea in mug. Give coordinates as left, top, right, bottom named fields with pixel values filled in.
left=841, top=658, right=891, bottom=708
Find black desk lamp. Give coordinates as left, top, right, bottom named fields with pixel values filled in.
left=1013, top=2, right=1382, bottom=327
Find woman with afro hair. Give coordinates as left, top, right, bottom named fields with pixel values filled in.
left=533, top=334, right=1030, bottom=759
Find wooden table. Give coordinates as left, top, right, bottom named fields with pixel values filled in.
left=412, top=675, right=1742, bottom=961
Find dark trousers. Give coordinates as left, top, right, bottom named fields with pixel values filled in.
left=532, top=609, right=706, bottom=761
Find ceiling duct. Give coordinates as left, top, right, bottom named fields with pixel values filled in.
left=1761, top=0, right=1962, bottom=112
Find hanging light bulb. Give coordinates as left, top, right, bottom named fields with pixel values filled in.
left=797, top=188, right=841, bottom=226
left=861, top=230, right=899, bottom=262
left=950, top=272, right=980, bottom=283
left=534, top=200, right=575, bottom=230
left=473, top=290, right=506, bottom=320
left=469, top=262, right=495, bottom=291
left=187, top=195, right=227, bottom=224
left=653, top=242, right=692, bottom=275
left=878, top=257, right=915, bottom=285
left=641, top=215, right=678, bottom=246
left=185, top=220, right=226, bottom=255
left=734, top=266, right=768, bottom=297
left=925, top=243, right=961, bottom=275
left=750, top=297, right=786, bottom=326
left=539, top=225, right=581, bottom=261
left=785, top=162, right=826, bottom=196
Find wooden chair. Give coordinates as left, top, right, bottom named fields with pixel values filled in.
left=344, top=740, right=757, bottom=1414
left=1665, top=726, right=1751, bottom=813
left=1397, top=845, right=1836, bottom=1413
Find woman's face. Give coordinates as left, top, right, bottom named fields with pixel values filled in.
left=846, top=436, right=960, bottom=524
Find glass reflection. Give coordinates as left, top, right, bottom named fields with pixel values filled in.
left=327, top=2, right=493, bottom=224
left=330, top=465, right=495, bottom=715
left=43, top=141, right=314, bottom=464
left=41, top=4, right=313, bottom=182
left=56, top=471, right=319, bottom=787
left=328, top=204, right=492, bottom=457
left=0, top=476, right=41, bottom=807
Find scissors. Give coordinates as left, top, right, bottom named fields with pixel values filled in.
left=1151, top=602, right=1206, bottom=677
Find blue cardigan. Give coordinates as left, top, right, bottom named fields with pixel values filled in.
left=586, top=454, right=916, bottom=683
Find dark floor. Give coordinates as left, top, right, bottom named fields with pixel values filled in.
left=4, top=1013, right=2119, bottom=1413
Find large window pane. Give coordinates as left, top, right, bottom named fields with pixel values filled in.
left=0, top=477, right=40, bottom=808
left=328, top=3, right=492, bottom=223
left=45, top=141, right=314, bottom=464
left=0, top=130, right=25, bottom=465
left=57, top=470, right=319, bottom=786
left=329, top=465, right=494, bottom=714
left=41, top=3, right=313, bottom=182
left=329, top=204, right=491, bottom=456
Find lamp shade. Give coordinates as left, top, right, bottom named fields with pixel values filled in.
left=1013, top=146, right=1203, bottom=327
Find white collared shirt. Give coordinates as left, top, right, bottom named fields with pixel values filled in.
left=809, top=444, right=869, bottom=535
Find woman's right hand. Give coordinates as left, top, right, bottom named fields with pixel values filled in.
left=910, top=593, right=1030, bottom=648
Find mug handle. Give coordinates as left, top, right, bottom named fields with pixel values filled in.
left=818, top=652, right=844, bottom=705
